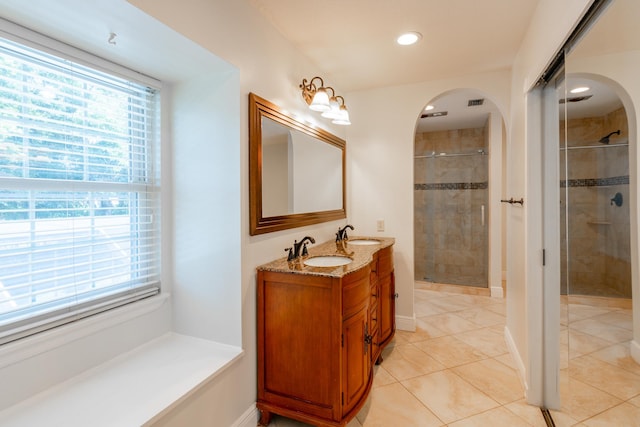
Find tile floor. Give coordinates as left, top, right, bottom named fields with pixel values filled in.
left=556, top=297, right=640, bottom=426
left=265, top=285, right=640, bottom=426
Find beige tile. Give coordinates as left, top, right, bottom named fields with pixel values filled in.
left=409, top=317, right=449, bottom=341
left=413, top=335, right=487, bottom=368
left=629, top=394, right=640, bottom=408
left=581, top=402, right=640, bottom=427
left=484, top=302, right=507, bottom=316
left=402, top=371, right=499, bottom=424
left=454, top=327, right=508, bottom=357
left=494, top=353, right=519, bottom=371
left=418, top=313, right=480, bottom=335
left=562, top=328, right=612, bottom=359
left=371, top=365, right=397, bottom=388
left=567, top=304, right=614, bottom=323
left=504, top=399, right=552, bottom=427
left=448, top=406, right=532, bottom=427
left=590, top=343, right=640, bottom=376
left=356, top=382, right=444, bottom=427
left=591, top=310, right=633, bottom=331
left=453, top=359, right=525, bottom=404
left=568, top=355, right=640, bottom=400
left=570, top=318, right=633, bottom=344
left=427, top=296, right=474, bottom=313
left=548, top=409, right=581, bottom=427
left=454, top=294, right=499, bottom=306
left=454, top=306, right=505, bottom=327
left=381, top=343, right=446, bottom=381
left=414, top=301, right=448, bottom=317
left=560, top=374, right=623, bottom=421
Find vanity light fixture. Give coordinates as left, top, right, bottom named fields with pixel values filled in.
left=300, top=76, right=351, bottom=125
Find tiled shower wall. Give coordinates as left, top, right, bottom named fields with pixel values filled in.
left=414, top=126, right=488, bottom=287
left=560, top=107, right=631, bottom=298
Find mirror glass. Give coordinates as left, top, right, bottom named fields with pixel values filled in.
left=250, top=93, right=346, bottom=235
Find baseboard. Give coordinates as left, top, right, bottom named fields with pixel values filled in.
left=231, top=404, right=259, bottom=427
left=631, top=340, right=640, bottom=365
left=491, top=286, right=504, bottom=298
left=504, top=325, right=528, bottom=398
left=396, top=314, right=416, bottom=332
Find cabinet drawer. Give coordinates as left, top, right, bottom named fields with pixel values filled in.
left=342, top=266, right=370, bottom=318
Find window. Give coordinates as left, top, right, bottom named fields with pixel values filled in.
left=0, top=35, right=161, bottom=345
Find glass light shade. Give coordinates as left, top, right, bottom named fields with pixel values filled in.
left=309, top=87, right=331, bottom=112
left=321, top=97, right=342, bottom=119
left=332, top=106, right=351, bottom=125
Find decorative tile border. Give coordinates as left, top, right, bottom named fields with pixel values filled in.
left=561, top=175, right=629, bottom=188
left=414, top=182, right=488, bottom=191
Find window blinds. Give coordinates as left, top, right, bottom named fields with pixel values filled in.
left=0, top=37, right=161, bottom=344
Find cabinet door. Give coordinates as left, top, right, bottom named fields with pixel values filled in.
left=378, top=271, right=395, bottom=345
left=342, top=308, right=370, bottom=416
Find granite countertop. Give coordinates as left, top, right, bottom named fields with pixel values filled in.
left=256, top=236, right=395, bottom=278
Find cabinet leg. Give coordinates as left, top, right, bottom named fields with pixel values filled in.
left=375, top=354, right=384, bottom=365
left=258, top=409, right=272, bottom=426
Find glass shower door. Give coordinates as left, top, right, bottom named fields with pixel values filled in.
left=414, top=139, right=489, bottom=287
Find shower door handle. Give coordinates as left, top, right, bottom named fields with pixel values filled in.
left=481, top=205, right=485, bottom=227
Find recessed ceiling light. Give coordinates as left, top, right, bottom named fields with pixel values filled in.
left=425, top=105, right=434, bottom=111
left=570, top=86, right=590, bottom=94
left=397, top=32, right=422, bottom=46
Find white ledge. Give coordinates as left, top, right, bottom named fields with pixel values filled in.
left=0, top=332, right=244, bottom=426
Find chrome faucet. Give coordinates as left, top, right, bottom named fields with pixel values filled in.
left=336, top=224, right=354, bottom=242
left=291, top=236, right=315, bottom=259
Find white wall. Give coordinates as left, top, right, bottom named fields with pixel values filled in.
left=506, top=0, right=592, bottom=404
left=347, top=72, right=512, bottom=330
left=0, top=0, right=347, bottom=424
left=117, top=0, right=352, bottom=425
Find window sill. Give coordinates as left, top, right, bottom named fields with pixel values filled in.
left=0, top=292, right=170, bottom=370
left=0, top=332, right=244, bottom=426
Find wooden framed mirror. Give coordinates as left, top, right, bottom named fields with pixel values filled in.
left=249, top=93, right=346, bottom=235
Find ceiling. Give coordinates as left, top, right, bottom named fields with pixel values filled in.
left=250, top=0, right=637, bottom=133
left=249, top=0, right=541, bottom=93
left=249, top=0, right=540, bottom=132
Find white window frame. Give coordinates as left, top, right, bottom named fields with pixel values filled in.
left=0, top=26, right=162, bottom=346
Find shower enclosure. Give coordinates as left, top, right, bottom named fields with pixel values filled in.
left=560, top=105, right=631, bottom=298
left=414, top=127, right=489, bottom=287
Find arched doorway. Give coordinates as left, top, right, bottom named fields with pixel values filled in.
left=413, top=89, right=506, bottom=297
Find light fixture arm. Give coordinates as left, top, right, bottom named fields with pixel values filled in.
left=299, top=76, right=325, bottom=105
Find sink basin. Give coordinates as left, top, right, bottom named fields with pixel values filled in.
left=346, top=239, right=381, bottom=246
left=304, top=255, right=353, bottom=267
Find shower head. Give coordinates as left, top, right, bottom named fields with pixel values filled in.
left=598, top=130, right=620, bottom=144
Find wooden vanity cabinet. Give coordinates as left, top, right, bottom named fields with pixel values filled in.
left=367, top=245, right=395, bottom=364
left=376, top=246, right=396, bottom=356
left=257, top=240, right=395, bottom=427
left=257, top=266, right=372, bottom=427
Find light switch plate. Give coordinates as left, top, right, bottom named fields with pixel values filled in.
left=376, top=219, right=384, bottom=232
